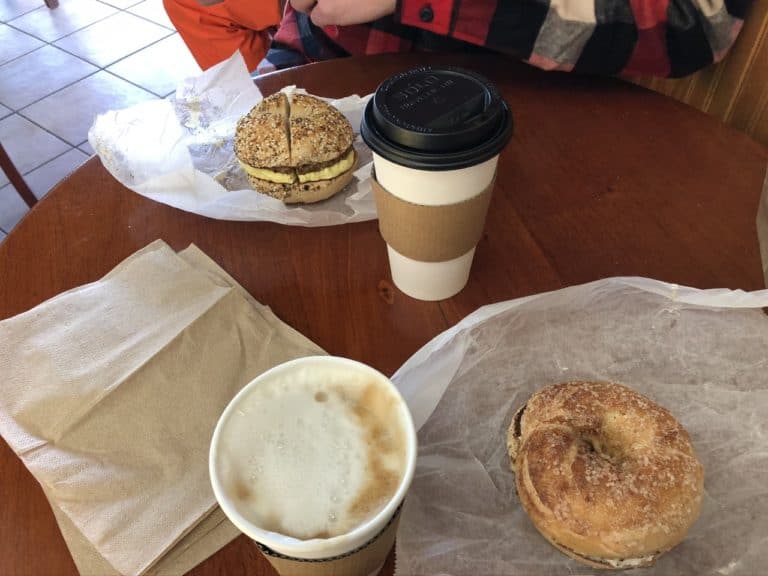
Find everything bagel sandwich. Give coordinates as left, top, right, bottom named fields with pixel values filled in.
left=235, top=92, right=357, bottom=204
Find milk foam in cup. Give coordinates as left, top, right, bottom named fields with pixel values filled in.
left=209, top=356, right=417, bottom=575
left=361, top=66, right=513, bottom=301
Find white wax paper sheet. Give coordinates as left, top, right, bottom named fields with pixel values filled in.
left=392, top=277, right=768, bottom=575
left=88, top=52, right=376, bottom=226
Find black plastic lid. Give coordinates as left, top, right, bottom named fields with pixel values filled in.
left=360, top=66, right=513, bottom=170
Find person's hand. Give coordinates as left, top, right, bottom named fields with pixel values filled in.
left=289, top=0, right=396, bottom=27
left=289, top=0, right=316, bottom=12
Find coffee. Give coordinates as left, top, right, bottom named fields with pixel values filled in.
left=210, top=356, right=416, bottom=566
left=214, top=367, right=407, bottom=540
left=361, top=66, right=513, bottom=301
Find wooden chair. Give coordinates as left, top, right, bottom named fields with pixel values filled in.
left=0, top=143, right=37, bottom=208
left=632, top=0, right=768, bottom=146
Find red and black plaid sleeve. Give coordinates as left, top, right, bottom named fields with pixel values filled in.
left=396, top=0, right=751, bottom=77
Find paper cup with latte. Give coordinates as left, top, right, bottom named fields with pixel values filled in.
left=209, top=356, right=416, bottom=576
left=361, top=66, right=513, bottom=301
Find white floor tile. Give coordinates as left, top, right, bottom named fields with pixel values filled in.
left=25, top=148, right=89, bottom=199
left=54, top=11, right=172, bottom=67
left=0, top=113, right=70, bottom=187
left=78, top=140, right=95, bottom=155
left=128, top=0, right=174, bottom=29
left=0, top=183, right=31, bottom=232
left=9, top=0, right=117, bottom=42
left=99, top=0, right=144, bottom=9
left=0, top=45, right=97, bottom=109
left=0, top=0, right=44, bottom=22
left=108, top=33, right=200, bottom=97
left=0, top=23, right=44, bottom=65
left=21, top=70, right=155, bottom=145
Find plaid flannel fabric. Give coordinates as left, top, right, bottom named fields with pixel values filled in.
left=258, top=0, right=750, bottom=78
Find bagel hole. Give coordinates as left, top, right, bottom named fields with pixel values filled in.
left=513, top=404, right=527, bottom=438
left=584, top=437, right=599, bottom=454
left=583, top=436, right=622, bottom=464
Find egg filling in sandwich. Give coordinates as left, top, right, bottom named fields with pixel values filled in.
left=235, top=92, right=357, bottom=204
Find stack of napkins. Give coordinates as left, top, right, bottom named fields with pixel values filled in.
left=0, top=240, right=323, bottom=575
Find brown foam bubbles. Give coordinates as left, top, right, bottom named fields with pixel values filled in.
left=346, top=382, right=406, bottom=526
left=214, top=359, right=410, bottom=542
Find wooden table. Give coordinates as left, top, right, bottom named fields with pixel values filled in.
left=1, top=52, right=766, bottom=575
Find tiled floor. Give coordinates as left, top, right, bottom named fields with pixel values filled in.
left=0, top=0, right=201, bottom=239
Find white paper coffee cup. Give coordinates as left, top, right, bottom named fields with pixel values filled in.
left=209, top=356, right=417, bottom=573
left=361, top=66, right=513, bottom=301
left=374, top=153, right=499, bottom=300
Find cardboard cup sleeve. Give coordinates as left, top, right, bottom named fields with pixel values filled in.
left=257, top=506, right=401, bottom=576
left=372, top=175, right=495, bottom=262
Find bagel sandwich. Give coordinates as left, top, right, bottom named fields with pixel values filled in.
left=235, top=92, right=357, bottom=204
left=507, top=381, right=704, bottom=570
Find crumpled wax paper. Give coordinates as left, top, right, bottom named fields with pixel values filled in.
left=392, top=277, right=768, bottom=576
left=87, top=52, right=376, bottom=226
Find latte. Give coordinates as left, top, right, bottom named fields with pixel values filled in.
left=212, top=358, right=410, bottom=542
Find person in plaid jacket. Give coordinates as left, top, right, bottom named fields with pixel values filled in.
left=165, top=0, right=751, bottom=78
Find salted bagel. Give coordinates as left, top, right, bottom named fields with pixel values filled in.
left=507, top=381, right=704, bottom=570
